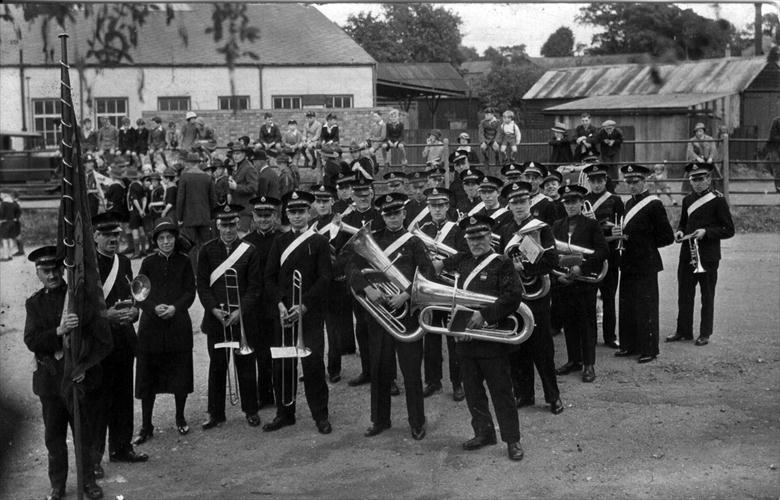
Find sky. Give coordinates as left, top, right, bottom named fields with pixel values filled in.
left=314, top=3, right=765, bottom=57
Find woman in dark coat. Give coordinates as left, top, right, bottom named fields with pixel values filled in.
left=133, top=217, right=196, bottom=442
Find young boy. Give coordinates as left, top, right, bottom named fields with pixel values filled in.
left=367, top=111, right=387, bottom=168
left=259, top=113, right=282, bottom=158
left=383, top=109, right=407, bottom=168
left=282, top=120, right=305, bottom=166
left=421, top=130, right=445, bottom=167
left=321, top=113, right=340, bottom=147
left=478, top=107, right=500, bottom=166
left=303, top=111, right=322, bottom=168
left=498, top=110, right=521, bottom=164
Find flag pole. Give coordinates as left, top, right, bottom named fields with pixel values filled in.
left=59, top=32, right=85, bottom=500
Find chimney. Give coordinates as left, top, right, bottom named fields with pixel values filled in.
left=755, top=3, right=763, bottom=56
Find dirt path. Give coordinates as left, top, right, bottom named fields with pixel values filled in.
left=1, top=234, right=778, bottom=499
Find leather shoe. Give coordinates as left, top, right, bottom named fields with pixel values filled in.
left=638, top=355, right=657, bottom=363
left=316, top=419, right=332, bottom=434
left=390, top=380, right=400, bottom=396
left=47, top=486, right=66, bottom=500
left=614, top=349, right=634, bottom=357
left=262, top=415, right=295, bottom=432
left=582, top=365, right=596, bottom=383
left=83, top=481, right=104, bottom=499
left=604, top=340, right=620, bottom=349
left=201, top=415, right=226, bottom=430
left=422, top=382, right=442, bottom=398
left=246, top=413, right=261, bottom=427
left=364, top=423, right=391, bottom=437
left=348, top=373, right=370, bottom=387
left=452, top=384, right=465, bottom=402
left=132, top=426, right=153, bottom=445
left=410, top=425, right=426, bottom=440
left=507, top=441, right=524, bottom=461
left=555, top=361, right=582, bottom=375
left=462, top=433, right=497, bottom=450
left=695, top=336, right=709, bottom=346
left=550, top=398, right=564, bottom=415
left=516, top=397, right=535, bottom=409
left=109, top=449, right=148, bottom=463
left=666, top=333, right=692, bottom=342
left=176, top=419, right=190, bottom=435
left=329, top=373, right=342, bottom=383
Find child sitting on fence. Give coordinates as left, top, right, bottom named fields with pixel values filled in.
left=498, top=110, right=521, bottom=164
left=383, top=109, right=407, bottom=168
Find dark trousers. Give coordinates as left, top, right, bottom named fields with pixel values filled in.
left=512, top=299, right=560, bottom=403
left=460, top=355, right=520, bottom=443
left=182, top=225, right=212, bottom=273
left=252, top=315, right=274, bottom=403
left=550, top=287, right=564, bottom=333
left=93, top=347, right=134, bottom=462
left=352, top=299, right=372, bottom=377
left=368, top=316, right=424, bottom=428
left=423, top=313, right=461, bottom=387
left=272, top=313, right=329, bottom=422
left=206, top=336, right=259, bottom=417
left=619, top=272, right=660, bottom=356
left=598, top=255, right=620, bottom=343
left=41, top=393, right=97, bottom=489
left=676, top=260, right=719, bottom=339
left=325, top=280, right=352, bottom=376
left=561, top=283, right=598, bottom=366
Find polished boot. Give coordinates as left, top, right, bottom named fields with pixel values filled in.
left=666, top=333, right=692, bottom=342
left=462, top=433, right=497, bottom=450
left=132, top=426, right=154, bottom=445
left=201, top=414, right=226, bottom=430
left=262, top=415, right=296, bottom=432
left=452, top=384, right=466, bottom=402
left=364, top=422, right=391, bottom=437
left=109, top=449, right=149, bottom=463
left=614, top=349, right=634, bottom=357
left=550, top=398, right=564, bottom=415
left=422, top=382, right=442, bottom=398
left=316, top=419, right=333, bottom=434
left=507, top=441, right=524, bottom=461
left=555, top=361, right=582, bottom=375
left=46, top=487, right=66, bottom=500
left=694, top=336, right=710, bottom=346
left=410, top=424, right=426, bottom=440
left=638, top=354, right=657, bottom=363
left=582, top=365, right=596, bottom=383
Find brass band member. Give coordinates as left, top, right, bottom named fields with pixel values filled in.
left=333, top=172, right=355, bottom=214
left=383, top=171, right=408, bottom=194
left=404, top=171, right=430, bottom=229
left=474, top=175, right=512, bottom=229
left=498, top=182, right=563, bottom=413
left=552, top=185, right=608, bottom=382
left=24, top=246, right=106, bottom=500
left=520, top=161, right=558, bottom=225
left=542, top=169, right=566, bottom=221
left=667, top=163, right=734, bottom=346
left=133, top=217, right=196, bottom=443
left=263, top=190, right=333, bottom=434
left=331, top=173, right=358, bottom=356
left=614, top=164, right=674, bottom=363
left=419, top=187, right=467, bottom=401
left=197, top=204, right=262, bottom=429
left=242, top=195, right=283, bottom=408
left=348, top=192, right=434, bottom=439
left=436, top=215, right=525, bottom=461
left=500, top=162, right=524, bottom=185
left=458, top=168, right=484, bottom=217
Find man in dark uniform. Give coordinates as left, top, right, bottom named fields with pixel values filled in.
left=447, top=150, right=469, bottom=209
left=458, top=168, right=484, bottom=217
left=552, top=185, right=609, bottom=382
left=91, top=213, right=148, bottom=477
left=666, top=163, right=734, bottom=346
left=404, top=171, right=430, bottom=229
left=418, top=187, right=466, bottom=401
left=197, top=204, right=262, bottom=429
left=500, top=163, right=524, bottom=185
left=521, top=161, right=558, bottom=226
left=24, top=246, right=107, bottom=500
left=347, top=193, right=434, bottom=440
left=498, top=182, right=563, bottom=413
left=437, top=215, right=525, bottom=461
left=242, top=195, right=283, bottom=409
left=263, top=190, right=333, bottom=434
left=583, top=164, right=625, bottom=349
left=330, top=173, right=357, bottom=356
left=614, top=164, right=675, bottom=363
left=333, top=173, right=354, bottom=215
left=542, top=169, right=566, bottom=222
left=474, top=176, right=512, bottom=234
left=383, top=171, right=407, bottom=194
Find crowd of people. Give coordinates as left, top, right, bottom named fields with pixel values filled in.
left=21, top=105, right=738, bottom=500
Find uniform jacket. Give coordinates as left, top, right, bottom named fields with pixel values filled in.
left=230, top=159, right=258, bottom=209
left=551, top=214, right=609, bottom=277
left=137, top=251, right=195, bottom=353
left=242, top=228, right=283, bottom=319
left=477, top=204, right=513, bottom=233
left=419, top=218, right=468, bottom=258
left=97, top=251, right=137, bottom=351
left=530, top=195, right=559, bottom=226
left=497, top=216, right=558, bottom=279
left=620, top=191, right=674, bottom=275
left=24, top=285, right=67, bottom=397
left=677, top=189, right=734, bottom=263
left=405, top=198, right=431, bottom=228
left=585, top=190, right=625, bottom=254
left=176, top=166, right=217, bottom=227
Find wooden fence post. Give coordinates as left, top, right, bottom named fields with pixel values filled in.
left=721, top=132, right=730, bottom=203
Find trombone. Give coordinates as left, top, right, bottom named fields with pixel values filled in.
left=213, top=268, right=254, bottom=406
left=678, top=233, right=706, bottom=274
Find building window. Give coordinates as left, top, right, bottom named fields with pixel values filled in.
left=326, top=95, right=353, bottom=108
left=94, top=97, right=128, bottom=128
left=273, top=96, right=301, bottom=110
left=158, top=97, right=191, bottom=112
left=32, top=98, right=61, bottom=148
left=219, top=95, right=250, bottom=110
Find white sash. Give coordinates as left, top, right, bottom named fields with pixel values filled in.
left=623, top=194, right=660, bottom=228
left=209, top=242, right=251, bottom=286
left=529, top=192, right=549, bottom=209
left=687, top=192, right=716, bottom=217
left=489, top=207, right=508, bottom=220
left=467, top=201, right=485, bottom=216
left=341, top=204, right=355, bottom=217
left=102, top=254, right=120, bottom=298
left=280, top=228, right=316, bottom=267
left=462, top=253, right=501, bottom=289
left=406, top=206, right=430, bottom=230
left=589, top=191, right=612, bottom=213
left=383, top=232, right=414, bottom=258
left=435, top=221, right=457, bottom=244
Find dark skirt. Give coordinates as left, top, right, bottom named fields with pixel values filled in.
left=8, top=220, right=20, bottom=239
left=0, top=220, right=12, bottom=239
left=135, top=351, right=193, bottom=398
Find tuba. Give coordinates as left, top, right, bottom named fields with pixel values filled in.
left=410, top=223, right=459, bottom=261
left=503, top=219, right=551, bottom=300
left=344, top=223, right=424, bottom=342
left=552, top=238, right=609, bottom=283
left=411, top=270, right=534, bottom=345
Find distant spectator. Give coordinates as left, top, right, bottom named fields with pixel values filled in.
left=573, top=112, right=599, bottom=161
left=206, top=158, right=231, bottom=208
left=9, top=190, right=23, bottom=256
left=194, top=117, right=217, bottom=153
left=255, top=149, right=281, bottom=200
left=148, top=116, right=168, bottom=170
left=453, top=132, right=480, bottom=165
left=227, top=143, right=259, bottom=234
left=84, top=153, right=105, bottom=217
left=383, top=109, right=407, bottom=168
left=762, top=116, right=780, bottom=193
left=176, top=151, right=217, bottom=268
left=118, top=116, right=137, bottom=157
left=275, top=153, right=297, bottom=198
left=97, top=117, right=119, bottom=156
left=179, top=111, right=200, bottom=152
left=166, top=121, right=180, bottom=150
left=161, top=167, right=178, bottom=219
left=549, top=122, right=573, bottom=165
left=685, top=122, right=719, bottom=194
left=104, top=160, right=128, bottom=221
left=259, top=112, right=282, bottom=157
left=281, top=120, right=304, bottom=165
left=348, top=140, right=377, bottom=177
left=321, top=113, right=340, bottom=147
left=597, top=119, right=623, bottom=178
left=648, top=162, right=676, bottom=205
left=421, top=129, right=445, bottom=167
left=367, top=111, right=387, bottom=167
left=497, top=110, right=521, bottom=164
left=478, top=107, right=500, bottom=166
left=135, top=118, right=150, bottom=160
left=320, top=146, right=342, bottom=188
left=0, top=188, right=14, bottom=261
left=81, top=118, right=98, bottom=152
left=125, top=165, right=148, bottom=258
left=303, top=110, right=322, bottom=168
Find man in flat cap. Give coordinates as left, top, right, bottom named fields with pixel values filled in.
left=596, top=119, right=623, bottom=177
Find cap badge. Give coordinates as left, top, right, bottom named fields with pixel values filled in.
left=292, top=192, right=299, bottom=199
left=319, top=186, right=325, bottom=192
left=223, top=205, right=230, bottom=212
left=432, top=188, right=438, bottom=194
left=627, top=166, right=633, bottom=172
left=469, top=217, right=477, bottom=224
left=512, top=183, right=518, bottom=189
left=385, top=195, right=392, bottom=202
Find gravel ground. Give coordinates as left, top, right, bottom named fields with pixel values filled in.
left=0, top=233, right=778, bottom=500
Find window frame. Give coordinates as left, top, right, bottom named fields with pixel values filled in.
left=31, top=98, right=62, bottom=148
left=94, top=97, right=129, bottom=129
left=218, top=95, right=250, bottom=110
left=158, top=96, right=191, bottom=112
left=272, top=95, right=302, bottom=110
left=325, top=95, right=353, bottom=109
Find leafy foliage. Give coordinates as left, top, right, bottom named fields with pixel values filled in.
left=541, top=27, right=575, bottom=57
left=483, top=61, right=545, bottom=113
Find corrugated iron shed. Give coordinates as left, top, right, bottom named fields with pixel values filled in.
left=543, top=93, right=732, bottom=112
left=377, top=63, right=468, bottom=96
left=524, top=57, right=768, bottom=100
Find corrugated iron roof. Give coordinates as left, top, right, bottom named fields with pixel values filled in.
left=0, top=4, right=375, bottom=66
left=524, top=57, right=769, bottom=100
left=377, top=63, right=468, bottom=96
left=543, top=93, right=733, bottom=112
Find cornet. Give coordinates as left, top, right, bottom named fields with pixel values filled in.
left=678, top=233, right=706, bottom=274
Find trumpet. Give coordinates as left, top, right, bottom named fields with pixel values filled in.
left=271, top=270, right=311, bottom=407
left=606, top=215, right=626, bottom=254
left=410, top=223, right=458, bottom=261
left=552, top=237, right=609, bottom=284
left=213, top=268, right=254, bottom=406
left=678, top=233, right=706, bottom=274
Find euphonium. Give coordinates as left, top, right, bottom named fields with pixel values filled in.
left=344, top=223, right=424, bottom=342
left=410, top=270, right=534, bottom=345
left=552, top=238, right=609, bottom=283
left=503, top=219, right=551, bottom=300
left=410, top=223, right=458, bottom=260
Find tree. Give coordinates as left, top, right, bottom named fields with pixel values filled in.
left=342, top=4, right=464, bottom=63
left=737, top=13, right=780, bottom=51
left=541, top=27, right=575, bottom=57
left=482, top=45, right=530, bottom=66
left=483, top=62, right=545, bottom=113
left=458, top=45, right=480, bottom=62
left=576, top=3, right=737, bottom=60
